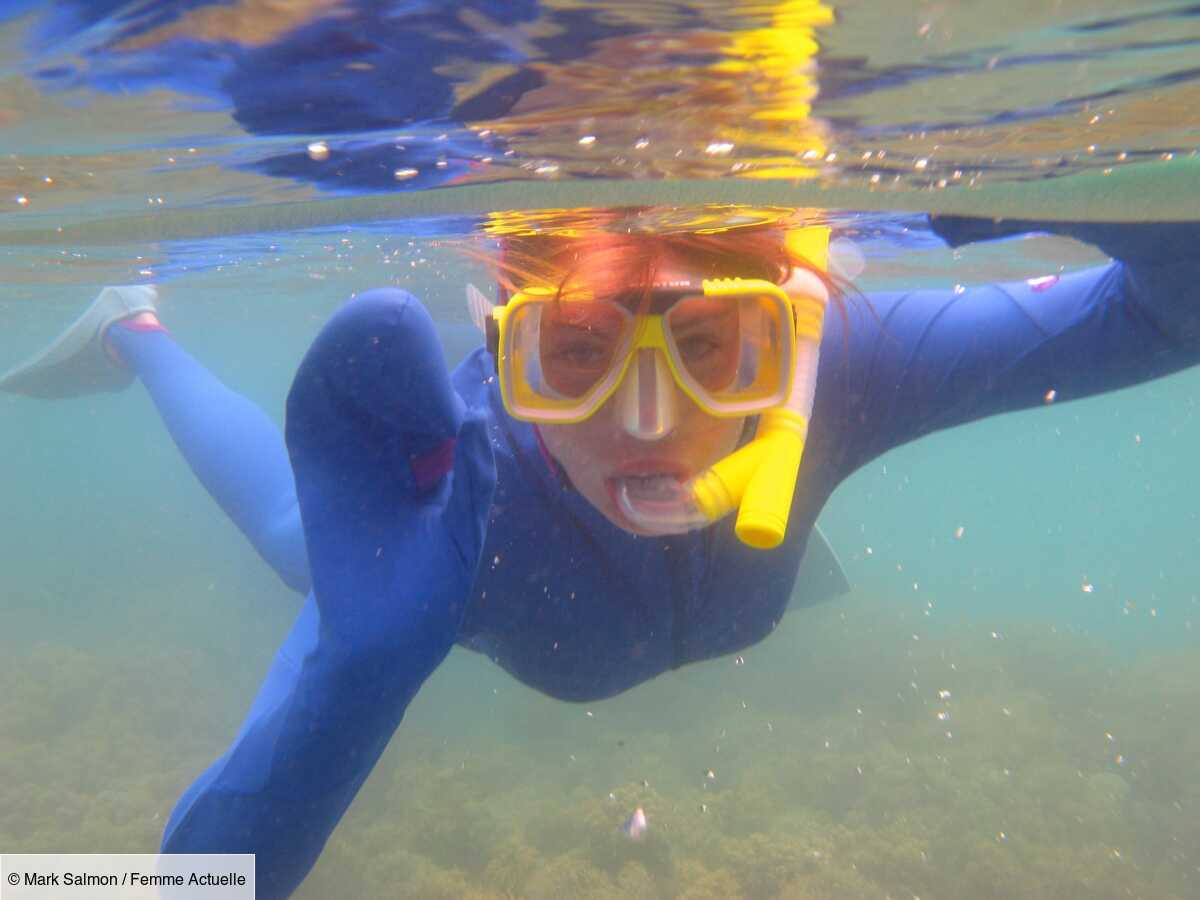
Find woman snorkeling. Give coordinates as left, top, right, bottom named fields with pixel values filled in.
left=3, top=210, right=1198, bottom=899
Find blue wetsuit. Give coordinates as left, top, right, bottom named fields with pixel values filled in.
left=101, top=221, right=1199, bottom=898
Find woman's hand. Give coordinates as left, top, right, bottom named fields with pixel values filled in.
left=285, top=288, right=496, bottom=679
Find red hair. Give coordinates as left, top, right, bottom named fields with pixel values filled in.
left=453, top=219, right=859, bottom=337
left=490, top=226, right=839, bottom=307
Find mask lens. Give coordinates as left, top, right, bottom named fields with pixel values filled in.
left=537, top=300, right=629, bottom=398
left=665, top=295, right=742, bottom=392
left=665, top=292, right=790, bottom=413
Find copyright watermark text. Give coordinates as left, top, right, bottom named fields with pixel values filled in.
left=1, top=854, right=253, bottom=898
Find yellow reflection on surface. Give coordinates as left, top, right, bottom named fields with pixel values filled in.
left=464, top=0, right=834, bottom=182
left=481, top=204, right=830, bottom=238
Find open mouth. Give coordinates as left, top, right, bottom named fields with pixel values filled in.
left=607, top=470, right=706, bottom=536
left=615, top=472, right=685, bottom=504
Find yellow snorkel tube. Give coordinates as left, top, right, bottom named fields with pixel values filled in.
left=688, top=226, right=830, bottom=549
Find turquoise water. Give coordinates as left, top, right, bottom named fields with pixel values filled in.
left=3, top=3, right=1200, bottom=899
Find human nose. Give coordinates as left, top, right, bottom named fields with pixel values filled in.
left=613, top=348, right=679, bottom=441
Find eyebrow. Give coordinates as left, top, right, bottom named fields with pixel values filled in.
left=544, top=309, right=625, bottom=332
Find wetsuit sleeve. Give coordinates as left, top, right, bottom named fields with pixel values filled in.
left=161, top=289, right=496, bottom=899
left=826, top=222, right=1200, bottom=474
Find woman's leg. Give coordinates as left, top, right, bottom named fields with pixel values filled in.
left=107, top=321, right=311, bottom=594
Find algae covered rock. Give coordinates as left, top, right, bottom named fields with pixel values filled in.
left=524, top=853, right=615, bottom=900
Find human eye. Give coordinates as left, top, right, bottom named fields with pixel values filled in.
left=548, top=336, right=613, bottom=369
left=676, top=328, right=729, bottom=362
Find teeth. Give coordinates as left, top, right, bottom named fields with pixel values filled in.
left=621, top=474, right=680, bottom=500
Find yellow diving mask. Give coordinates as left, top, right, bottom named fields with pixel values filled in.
left=490, top=278, right=801, bottom=424
left=467, top=224, right=831, bottom=549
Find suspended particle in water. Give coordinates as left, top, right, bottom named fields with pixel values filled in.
left=914, top=158, right=929, bottom=170
left=393, top=168, right=419, bottom=181
left=954, top=525, right=965, bottom=540
left=534, top=163, right=560, bottom=176
left=1081, top=578, right=1095, bottom=593
left=15, top=195, right=28, bottom=206
left=577, top=135, right=596, bottom=146
left=307, top=141, right=330, bottom=161
left=1044, top=388, right=1057, bottom=404
left=705, top=142, right=734, bottom=156
left=634, top=137, right=650, bottom=149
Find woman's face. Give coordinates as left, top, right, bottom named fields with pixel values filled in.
left=536, top=251, right=749, bottom=534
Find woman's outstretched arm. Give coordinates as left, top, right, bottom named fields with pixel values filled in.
left=818, top=221, right=1200, bottom=475
left=161, top=289, right=496, bottom=899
